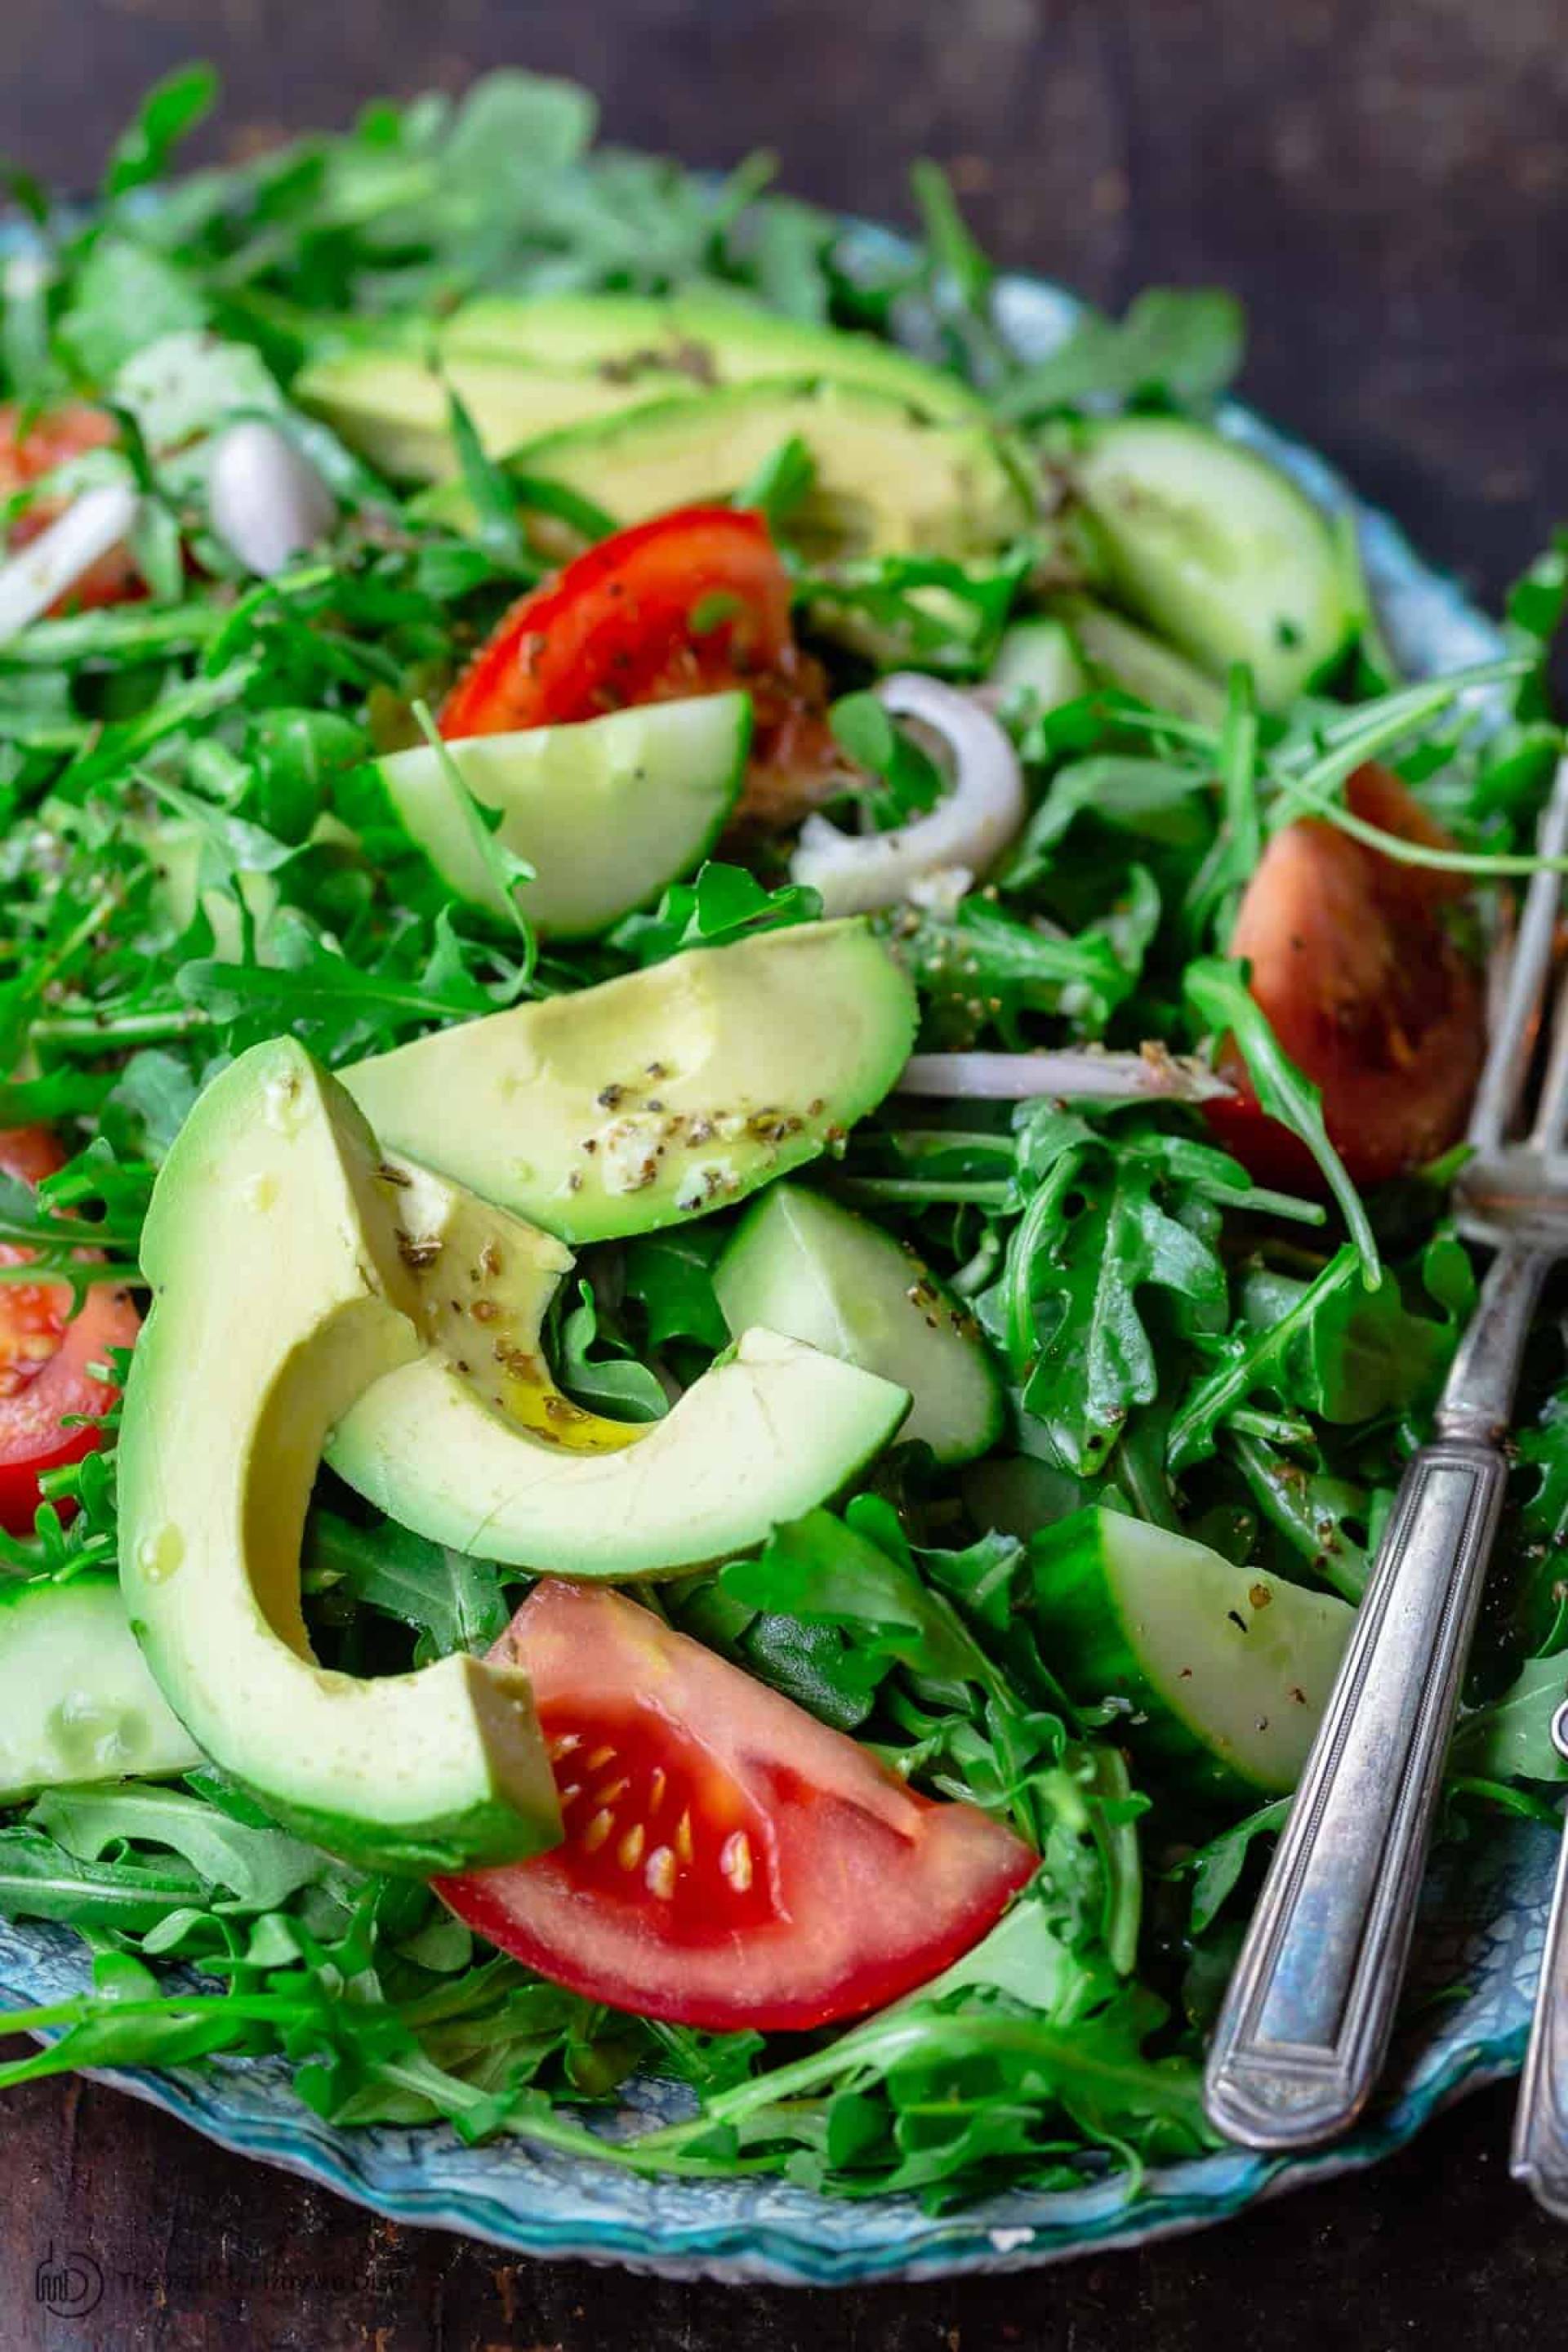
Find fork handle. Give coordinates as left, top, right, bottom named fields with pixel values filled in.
left=1512, top=1753, right=1568, bottom=2214
left=1203, top=1241, right=1546, bottom=2149
left=1204, top=1436, right=1509, bottom=2147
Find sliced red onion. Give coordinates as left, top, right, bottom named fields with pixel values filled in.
left=0, top=481, right=140, bottom=646
left=789, top=672, right=1025, bottom=918
left=207, top=420, right=336, bottom=578
left=896, top=1047, right=1237, bottom=1105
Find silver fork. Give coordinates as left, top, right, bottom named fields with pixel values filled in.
left=1204, top=752, right=1568, bottom=2152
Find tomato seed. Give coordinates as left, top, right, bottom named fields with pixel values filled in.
left=617, top=1823, right=646, bottom=1871
left=583, top=1808, right=615, bottom=1851
left=644, top=1845, right=677, bottom=1900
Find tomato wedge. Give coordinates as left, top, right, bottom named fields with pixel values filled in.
left=436, top=1579, right=1035, bottom=2030
left=1207, top=763, right=1486, bottom=1192
left=439, top=506, right=839, bottom=830
left=0, top=403, right=139, bottom=610
left=0, top=1127, right=140, bottom=1533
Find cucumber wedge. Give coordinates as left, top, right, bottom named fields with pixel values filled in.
left=340, top=693, right=750, bottom=939
left=989, top=618, right=1086, bottom=715
left=1050, top=595, right=1227, bottom=726
left=1030, top=1508, right=1353, bottom=1802
left=1071, top=419, right=1354, bottom=709
left=715, top=1183, right=1004, bottom=1463
left=0, top=1572, right=203, bottom=1803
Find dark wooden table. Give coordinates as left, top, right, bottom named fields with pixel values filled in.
left=2, top=2, right=1566, bottom=2344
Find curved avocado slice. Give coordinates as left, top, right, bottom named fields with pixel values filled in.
left=442, top=291, right=988, bottom=423
left=340, top=920, right=918, bottom=1245
left=420, top=380, right=1036, bottom=563
left=327, top=1159, right=910, bottom=1574
left=293, top=345, right=666, bottom=483
left=338, top=693, right=750, bottom=939
left=118, top=1040, right=560, bottom=1876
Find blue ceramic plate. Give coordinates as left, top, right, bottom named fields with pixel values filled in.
left=0, top=225, right=1551, bottom=2283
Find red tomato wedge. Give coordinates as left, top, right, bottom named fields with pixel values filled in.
left=436, top=1579, right=1036, bottom=2030
left=0, top=403, right=139, bottom=610
left=0, top=1126, right=140, bottom=1533
left=439, top=506, right=838, bottom=830
left=1207, top=763, right=1486, bottom=1192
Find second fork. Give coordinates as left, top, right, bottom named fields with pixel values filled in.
left=1204, top=753, right=1568, bottom=2151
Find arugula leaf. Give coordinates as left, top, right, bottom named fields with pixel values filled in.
left=621, top=1228, right=728, bottom=1352
left=104, top=64, right=220, bottom=198
left=29, top=1784, right=330, bottom=1913
left=737, top=434, right=816, bottom=533
left=830, top=690, right=945, bottom=822
left=57, top=239, right=208, bottom=381
left=996, top=289, right=1246, bottom=420
left=981, top=1124, right=1232, bottom=1477
left=558, top=1279, right=670, bottom=1423
left=1452, top=1653, right=1568, bottom=1784
left=609, top=862, right=821, bottom=964
left=446, top=383, right=532, bottom=571
left=1169, top=1797, right=1291, bottom=1936
left=305, top=1510, right=510, bottom=1664
left=1183, top=956, right=1380, bottom=1285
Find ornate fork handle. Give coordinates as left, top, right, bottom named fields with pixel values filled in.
left=1205, top=1245, right=1543, bottom=2149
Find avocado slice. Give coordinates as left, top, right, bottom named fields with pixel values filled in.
left=294, top=345, right=679, bottom=483
left=327, top=1158, right=910, bottom=1573
left=118, top=1040, right=560, bottom=1875
left=421, top=381, right=1036, bottom=562
left=443, top=291, right=987, bottom=423
left=338, top=692, right=751, bottom=938
left=340, top=919, right=918, bottom=1244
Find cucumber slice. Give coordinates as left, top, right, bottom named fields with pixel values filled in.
left=0, top=1571, right=203, bottom=1803
left=989, top=618, right=1086, bottom=714
left=1031, top=1508, right=1352, bottom=1802
left=714, top=1183, right=1004, bottom=1463
left=1071, top=419, right=1354, bottom=709
left=1050, top=595, right=1227, bottom=726
left=341, top=693, right=750, bottom=940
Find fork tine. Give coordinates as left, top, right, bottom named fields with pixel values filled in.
left=1468, top=754, right=1568, bottom=1155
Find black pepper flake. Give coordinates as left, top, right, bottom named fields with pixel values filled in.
left=595, top=1084, right=624, bottom=1111
left=1227, top=1608, right=1248, bottom=1633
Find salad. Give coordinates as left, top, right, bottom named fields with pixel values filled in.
left=0, top=63, right=1565, bottom=2217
